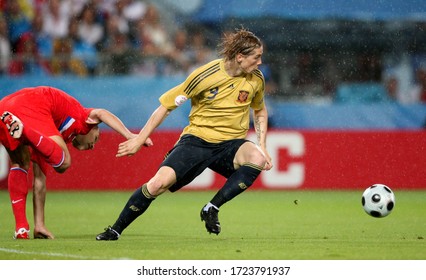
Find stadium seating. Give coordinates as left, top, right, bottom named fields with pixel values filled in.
left=334, top=82, right=392, bottom=104
left=1, top=76, right=425, bottom=130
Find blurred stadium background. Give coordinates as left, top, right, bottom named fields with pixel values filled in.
left=0, top=0, right=425, bottom=191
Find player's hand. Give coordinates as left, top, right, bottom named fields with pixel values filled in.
left=263, top=152, right=273, bottom=171
left=117, top=137, right=143, bottom=157
left=263, top=159, right=273, bottom=171
left=34, top=226, right=55, bottom=239
left=143, top=137, right=153, bottom=147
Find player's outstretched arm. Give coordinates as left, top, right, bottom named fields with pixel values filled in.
left=89, top=108, right=154, bottom=147
left=32, top=162, right=55, bottom=239
left=117, top=105, right=170, bottom=157
left=88, top=109, right=134, bottom=140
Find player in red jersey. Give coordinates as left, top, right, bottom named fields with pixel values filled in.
left=0, top=86, right=153, bottom=239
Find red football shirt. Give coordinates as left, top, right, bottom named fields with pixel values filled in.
left=0, top=86, right=95, bottom=151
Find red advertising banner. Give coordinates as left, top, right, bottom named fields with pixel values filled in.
left=1, top=130, right=425, bottom=191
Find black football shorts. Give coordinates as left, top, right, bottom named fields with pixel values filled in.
left=161, top=134, right=250, bottom=192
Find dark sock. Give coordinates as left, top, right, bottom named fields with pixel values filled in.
left=210, top=163, right=262, bottom=208
left=112, top=184, right=155, bottom=234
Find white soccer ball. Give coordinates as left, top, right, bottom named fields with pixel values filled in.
left=361, top=184, right=395, bottom=218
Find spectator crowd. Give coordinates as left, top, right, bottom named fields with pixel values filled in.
left=0, top=0, right=217, bottom=77
left=0, top=0, right=424, bottom=104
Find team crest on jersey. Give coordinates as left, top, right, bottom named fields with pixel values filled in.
left=237, top=90, right=249, bottom=103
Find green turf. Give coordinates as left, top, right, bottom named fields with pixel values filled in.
left=0, top=190, right=425, bottom=260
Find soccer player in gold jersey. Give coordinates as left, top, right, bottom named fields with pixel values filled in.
left=96, top=28, right=273, bottom=240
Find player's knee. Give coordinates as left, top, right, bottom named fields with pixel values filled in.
left=237, top=143, right=267, bottom=168
left=54, top=157, right=71, bottom=173
left=54, top=165, right=68, bottom=174
left=7, top=146, right=31, bottom=170
left=147, top=177, right=172, bottom=196
left=10, top=162, right=30, bottom=172
left=247, top=148, right=267, bottom=168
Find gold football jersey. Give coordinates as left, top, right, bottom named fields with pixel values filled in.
left=159, top=59, right=265, bottom=143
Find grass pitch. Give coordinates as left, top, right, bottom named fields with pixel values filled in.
left=0, top=190, right=425, bottom=260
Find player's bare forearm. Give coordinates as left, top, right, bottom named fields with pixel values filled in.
left=32, top=163, right=54, bottom=239
left=253, top=107, right=273, bottom=170
left=90, top=109, right=134, bottom=139
left=253, top=107, right=268, bottom=148
left=117, top=105, right=170, bottom=157
left=32, top=163, right=46, bottom=226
